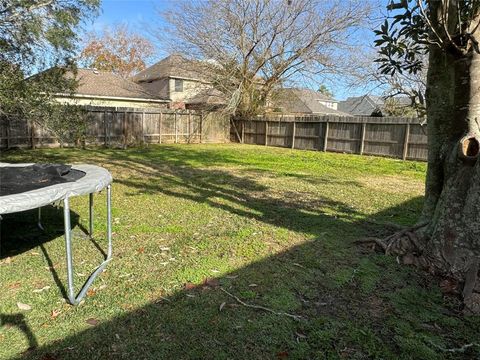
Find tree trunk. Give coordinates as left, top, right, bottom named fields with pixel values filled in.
left=396, top=34, right=480, bottom=312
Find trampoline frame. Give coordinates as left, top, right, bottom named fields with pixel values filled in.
left=0, top=167, right=112, bottom=306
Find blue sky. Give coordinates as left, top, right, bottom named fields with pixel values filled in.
left=88, top=0, right=385, bottom=100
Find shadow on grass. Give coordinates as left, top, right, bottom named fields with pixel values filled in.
left=2, top=146, right=478, bottom=359
left=10, top=198, right=478, bottom=360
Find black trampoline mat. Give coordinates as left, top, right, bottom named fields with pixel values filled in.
left=0, top=164, right=86, bottom=197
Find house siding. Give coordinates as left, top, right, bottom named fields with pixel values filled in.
left=55, top=96, right=168, bottom=109
left=168, top=77, right=206, bottom=103
left=138, top=78, right=170, bottom=99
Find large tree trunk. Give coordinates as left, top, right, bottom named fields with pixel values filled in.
left=392, top=16, right=480, bottom=311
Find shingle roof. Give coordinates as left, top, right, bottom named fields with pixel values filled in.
left=338, top=95, right=379, bottom=116
left=132, top=54, right=202, bottom=83
left=70, top=69, right=166, bottom=100
left=185, top=88, right=226, bottom=105
left=273, top=88, right=351, bottom=116
left=338, top=95, right=411, bottom=116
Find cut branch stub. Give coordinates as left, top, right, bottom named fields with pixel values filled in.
left=459, top=136, right=480, bottom=163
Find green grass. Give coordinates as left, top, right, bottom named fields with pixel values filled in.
left=0, top=144, right=478, bottom=360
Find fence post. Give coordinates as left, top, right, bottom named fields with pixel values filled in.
left=122, top=111, right=127, bottom=148
left=402, top=122, right=411, bottom=160
left=199, top=112, right=203, bottom=143
left=141, top=111, right=145, bottom=144
left=265, top=121, right=268, bottom=146
left=104, top=111, right=108, bottom=147
left=241, top=121, right=245, bottom=144
left=31, top=120, right=35, bottom=149
left=174, top=112, right=178, bottom=143
left=6, top=117, right=10, bottom=149
left=158, top=112, right=162, bottom=144
left=323, top=120, right=329, bottom=152
left=188, top=111, right=192, bottom=143
left=291, top=121, right=296, bottom=149
left=360, top=122, right=367, bottom=155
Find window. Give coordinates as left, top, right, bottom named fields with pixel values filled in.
left=174, top=79, right=183, bottom=92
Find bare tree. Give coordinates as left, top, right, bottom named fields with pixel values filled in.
left=156, top=0, right=369, bottom=118
left=80, top=24, right=156, bottom=78
left=346, top=48, right=427, bottom=116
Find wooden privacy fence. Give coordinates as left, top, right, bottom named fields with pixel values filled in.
left=231, top=116, right=428, bottom=161
left=0, top=106, right=230, bottom=149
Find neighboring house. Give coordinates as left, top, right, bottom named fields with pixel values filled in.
left=54, top=68, right=169, bottom=108
left=132, top=54, right=223, bottom=110
left=270, top=88, right=351, bottom=116
left=338, top=95, right=412, bottom=117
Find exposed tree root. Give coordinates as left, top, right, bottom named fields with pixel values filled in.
left=355, top=221, right=429, bottom=257
left=355, top=221, right=480, bottom=313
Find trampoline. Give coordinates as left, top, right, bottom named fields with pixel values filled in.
left=0, top=163, right=113, bottom=305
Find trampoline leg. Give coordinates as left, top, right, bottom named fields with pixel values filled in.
left=89, top=193, right=94, bottom=237
left=63, top=185, right=112, bottom=305
left=37, top=207, right=44, bottom=231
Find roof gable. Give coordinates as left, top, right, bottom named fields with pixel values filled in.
left=132, top=54, right=203, bottom=83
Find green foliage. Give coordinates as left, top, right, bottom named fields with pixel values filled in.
left=317, top=84, right=333, bottom=98
left=383, top=97, right=418, bottom=117
left=374, top=1, right=429, bottom=76
left=0, top=0, right=99, bottom=142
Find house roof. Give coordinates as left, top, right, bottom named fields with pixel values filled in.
left=273, top=88, right=351, bottom=116
left=338, top=95, right=382, bottom=116
left=185, top=88, right=226, bottom=105
left=70, top=69, right=167, bottom=100
left=338, top=95, right=411, bottom=116
left=132, top=54, right=203, bottom=83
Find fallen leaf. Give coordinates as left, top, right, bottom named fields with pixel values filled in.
left=276, top=351, right=289, bottom=359
left=203, top=278, right=220, bottom=288
left=86, top=289, right=96, bottom=297
left=86, top=318, right=99, bottom=326
left=219, top=302, right=226, bottom=311
left=185, top=282, right=196, bottom=290
left=137, top=247, right=145, bottom=254
left=17, top=302, right=32, bottom=311
left=8, top=282, right=21, bottom=290
left=51, top=309, right=61, bottom=319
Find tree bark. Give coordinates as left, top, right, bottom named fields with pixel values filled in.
left=398, top=8, right=480, bottom=311
left=379, top=2, right=480, bottom=312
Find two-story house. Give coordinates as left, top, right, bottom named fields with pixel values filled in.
left=132, top=54, right=223, bottom=110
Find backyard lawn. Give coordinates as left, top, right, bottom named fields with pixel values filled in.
left=1, top=144, right=479, bottom=359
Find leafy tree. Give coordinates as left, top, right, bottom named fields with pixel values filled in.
left=0, top=0, right=99, bottom=144
left=158, top=0, right=369, bottom=118
left=375, top=0, right=480, bottom=311
left=383, top=98, right=418, bottom=117
left=317, top=85, right=334, bottom=98
left=80, top=24, right=156, bottom=78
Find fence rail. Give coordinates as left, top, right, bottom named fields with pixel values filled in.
left=231, top=115, right=428, bottom=161
left=0, top=106, right=230, bottom=149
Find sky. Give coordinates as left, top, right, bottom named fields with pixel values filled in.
left=86, top=0, right=387, bottom=101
